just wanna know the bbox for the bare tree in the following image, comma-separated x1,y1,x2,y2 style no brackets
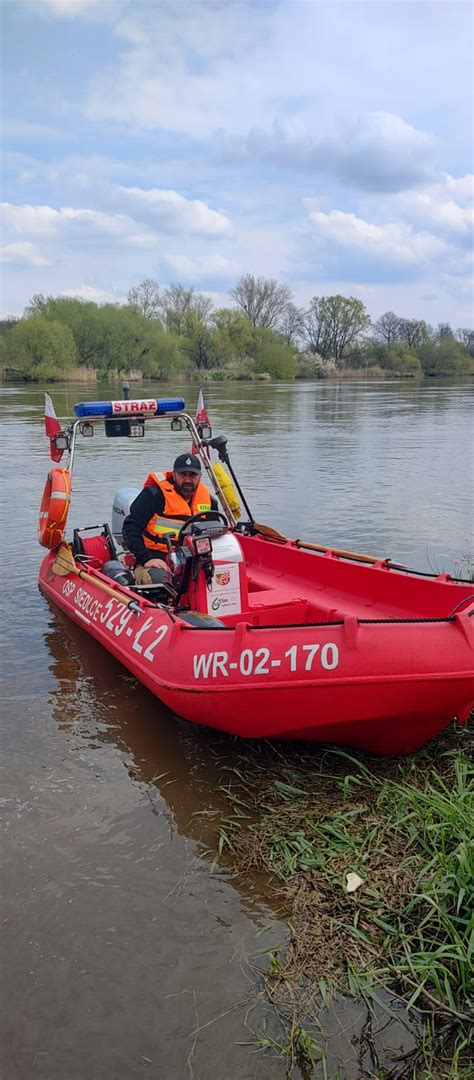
302,298,334,356
436,322,453,338
302,295,371,362
191,293,214,322
278,303,305,345
398,318,430,349
160,284,194,333
229,274,293,329
0,316,19,331
160,284,213,335
127,279,161,319
373,311,401,345
456,327,474,355
180,310,214,369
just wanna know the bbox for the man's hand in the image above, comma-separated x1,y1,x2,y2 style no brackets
134,558,169,586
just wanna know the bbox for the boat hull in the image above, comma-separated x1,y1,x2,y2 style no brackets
38,548,474,756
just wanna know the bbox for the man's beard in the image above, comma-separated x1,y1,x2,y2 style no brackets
177,481,195,499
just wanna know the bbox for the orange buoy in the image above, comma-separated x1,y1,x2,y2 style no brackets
38,468,72,549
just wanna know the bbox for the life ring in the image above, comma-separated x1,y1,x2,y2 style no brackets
38,468,72,549
212,463,240,518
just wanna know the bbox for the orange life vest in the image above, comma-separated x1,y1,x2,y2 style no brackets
142,471,212,553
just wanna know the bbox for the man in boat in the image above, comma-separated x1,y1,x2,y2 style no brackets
123,453,218,584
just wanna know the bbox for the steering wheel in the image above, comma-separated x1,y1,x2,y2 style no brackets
177,511,228,544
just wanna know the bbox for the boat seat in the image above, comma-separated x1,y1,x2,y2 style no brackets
248,587,340,620
245,573,392,621
253,600,309,625
248,587,294,609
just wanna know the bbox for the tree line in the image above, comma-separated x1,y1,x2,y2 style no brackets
0,275,472,382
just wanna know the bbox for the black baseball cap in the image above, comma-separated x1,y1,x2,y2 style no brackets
173,452,202,474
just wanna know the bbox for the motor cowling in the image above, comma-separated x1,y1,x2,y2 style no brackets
111,487,140,545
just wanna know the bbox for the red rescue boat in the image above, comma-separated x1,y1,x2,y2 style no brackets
38,394,474,756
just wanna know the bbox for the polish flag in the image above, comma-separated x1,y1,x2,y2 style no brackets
45,393,64,462
192,387,211,452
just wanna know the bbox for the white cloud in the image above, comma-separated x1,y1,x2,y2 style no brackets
3,180,231,239
217,112,437,193
61,284,121,301
0,195,233,272
2,118,66,139
1,202,155,248
161,252,238,278
81,1,470,162
105,184,231,236
84,3,271,137
442,174,473,206
307,209,450,267
199,288,232,308
40,0,105,16
389,174,474,237
0,241,50,267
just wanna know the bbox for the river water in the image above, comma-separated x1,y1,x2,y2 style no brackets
1,378,472,1079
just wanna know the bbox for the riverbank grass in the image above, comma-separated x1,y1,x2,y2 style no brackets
217,727,473,1076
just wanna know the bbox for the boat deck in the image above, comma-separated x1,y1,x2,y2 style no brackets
219,566,385,627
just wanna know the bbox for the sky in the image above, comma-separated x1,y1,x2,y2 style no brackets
1,0,473,327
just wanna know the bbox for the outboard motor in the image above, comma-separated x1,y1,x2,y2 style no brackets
111,487,140,545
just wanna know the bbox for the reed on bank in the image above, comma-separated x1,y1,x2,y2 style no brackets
216,726,474,1077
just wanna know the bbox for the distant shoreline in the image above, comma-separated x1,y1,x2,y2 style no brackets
2,369,472,386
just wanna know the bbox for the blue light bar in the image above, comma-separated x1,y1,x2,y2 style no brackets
74,401,113,417
74,397,185,418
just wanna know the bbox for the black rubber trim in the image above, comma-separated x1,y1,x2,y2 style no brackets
177,614,466,630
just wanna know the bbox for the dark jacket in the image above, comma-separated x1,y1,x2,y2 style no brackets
123,483,218,565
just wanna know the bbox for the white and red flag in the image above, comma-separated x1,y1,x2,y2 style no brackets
44,392,64,462
192,387,211,452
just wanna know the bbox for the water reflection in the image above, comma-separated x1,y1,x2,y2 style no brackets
44,607,244,852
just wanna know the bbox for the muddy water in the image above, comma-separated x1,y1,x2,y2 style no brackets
1,379,472,1079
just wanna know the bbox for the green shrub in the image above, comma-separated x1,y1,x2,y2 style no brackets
249,326,296,379
418,338,471,376
362,340,421,374
7,316,77,381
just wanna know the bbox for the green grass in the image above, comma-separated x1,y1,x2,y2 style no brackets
216,726,474,1077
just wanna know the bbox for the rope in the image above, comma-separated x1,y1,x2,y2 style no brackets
388,563,473,583
179,614,463,631
249,616,460,629
359,616,457,624
447,594,474,618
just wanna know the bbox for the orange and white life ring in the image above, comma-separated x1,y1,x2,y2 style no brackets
38,468,72,549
